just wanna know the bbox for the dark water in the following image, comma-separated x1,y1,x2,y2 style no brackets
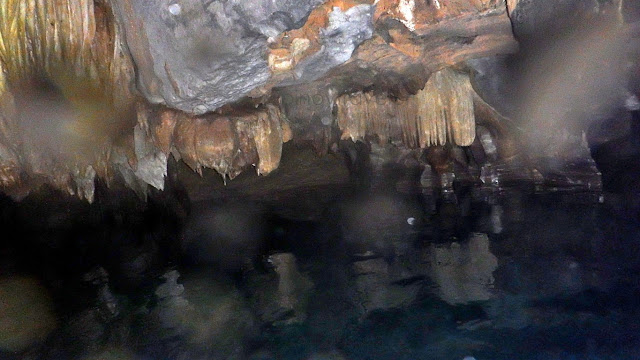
2,183,640,360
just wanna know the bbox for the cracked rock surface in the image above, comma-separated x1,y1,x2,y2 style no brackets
111,0,370,114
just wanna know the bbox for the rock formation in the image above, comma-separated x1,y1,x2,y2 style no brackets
0,0,635,201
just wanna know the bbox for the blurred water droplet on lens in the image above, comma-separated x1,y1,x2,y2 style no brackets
168,3,181,16
0,276,57,352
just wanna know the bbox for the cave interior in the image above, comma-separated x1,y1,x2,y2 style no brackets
2,0,640,359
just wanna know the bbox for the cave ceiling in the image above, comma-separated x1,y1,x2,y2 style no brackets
0,0,636,202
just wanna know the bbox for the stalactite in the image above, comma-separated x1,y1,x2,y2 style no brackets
0,0,516,200
138,104,287,183
128,102,289,188
0,0,135,200
0,163,19,188
73,165,96,202
172,116,200,175
396,94,420,148
442,69,476,146
0,0,134,105
253,106,284,176
336,67,476,148
194,117,236,180
133,123,168,191
415,70,448,147
336,92,368,142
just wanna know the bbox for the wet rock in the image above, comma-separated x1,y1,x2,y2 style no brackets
81,348,135,360
0,0,521,198
0,276,57,353
106,230,161,292
150,271,192,342
335,68,476,148
247,349,276,360
83,267,120,321
155,269,184,299
510,0,607,40
366,143,424,193
182,273,256,357
279,86,337,155
64,309,108,356
279,4,375,86
58,268,127,358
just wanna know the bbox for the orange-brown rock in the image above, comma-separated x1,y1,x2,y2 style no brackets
336,67,476,148
253,106,285,176
0,0,523,200
267,0,367,75
173,116,200,174
194,117,236,178
376,0,497,29
153,109,180,155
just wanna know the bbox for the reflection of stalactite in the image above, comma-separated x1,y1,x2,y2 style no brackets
429,233,498,305
336,67,476,148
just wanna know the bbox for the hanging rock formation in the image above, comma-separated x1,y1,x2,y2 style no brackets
0,0,631,201
336,67,476,148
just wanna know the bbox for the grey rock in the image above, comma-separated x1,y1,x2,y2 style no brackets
111,0,373,114
281,5,375,86
112,0,324,114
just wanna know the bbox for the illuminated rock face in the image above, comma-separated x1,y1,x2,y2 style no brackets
336,68,476,148
0,0,630,201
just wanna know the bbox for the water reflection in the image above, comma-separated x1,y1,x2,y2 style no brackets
430,233,498,305
2,186,640,360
